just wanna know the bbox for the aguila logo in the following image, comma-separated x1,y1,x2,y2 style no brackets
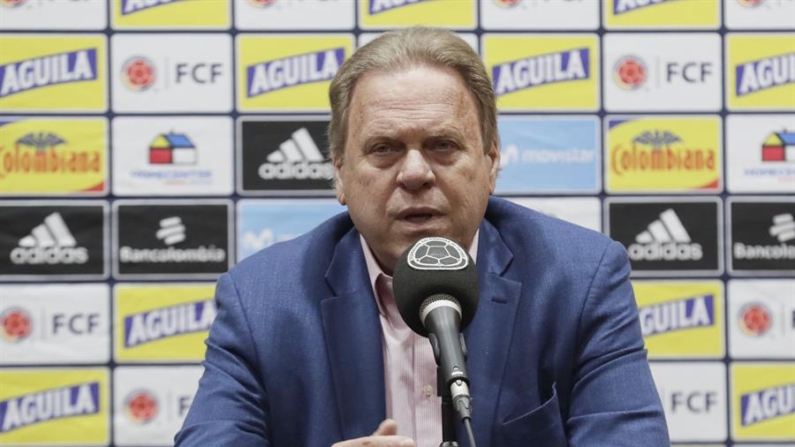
125,389,159,424
614,56,647,90
0,308,32,343
738,302,772,336
122,57,156,91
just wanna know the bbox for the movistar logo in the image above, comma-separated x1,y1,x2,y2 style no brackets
0,382,100,433
121,0,183,15
736,52,795,96
123,299,216,348
741,383,795,426
247,48,344,98
639,294,714,337
493,48,589,97
614,0,673,15
0,49,98,98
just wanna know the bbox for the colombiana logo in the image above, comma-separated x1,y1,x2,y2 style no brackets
638,294,715,337
0,131,102,180
611,130,716,177
492,48,590,97
124,389,158,424
246,48,344,98
123,299,216,348
614,56,647,90
0,49,98,98
121,0,182,15
740,383,795,426
738,302,772,336
613,0,674,14
121,56,156,92
0,308,32,342
369,0,429,14
0,382,100,433
735,52,795,97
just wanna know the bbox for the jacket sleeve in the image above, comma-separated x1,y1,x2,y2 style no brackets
175,272,271,447
566,241,670,446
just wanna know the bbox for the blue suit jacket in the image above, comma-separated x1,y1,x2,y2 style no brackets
176,198,669,447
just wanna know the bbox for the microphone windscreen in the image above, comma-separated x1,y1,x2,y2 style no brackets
393,237,479,336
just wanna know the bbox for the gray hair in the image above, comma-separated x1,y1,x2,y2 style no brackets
327,27,498,161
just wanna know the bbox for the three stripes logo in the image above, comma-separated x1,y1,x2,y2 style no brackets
258,127,333,180
10,212,89,265
628,208,703,261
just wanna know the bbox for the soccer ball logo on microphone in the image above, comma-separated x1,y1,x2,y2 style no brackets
407,237,468,271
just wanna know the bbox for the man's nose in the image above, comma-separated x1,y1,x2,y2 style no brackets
397,149,434,190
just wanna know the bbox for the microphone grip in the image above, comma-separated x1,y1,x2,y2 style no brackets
425,306,470,390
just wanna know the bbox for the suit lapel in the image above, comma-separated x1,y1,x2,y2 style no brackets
463,221,522,447
321,229,386,440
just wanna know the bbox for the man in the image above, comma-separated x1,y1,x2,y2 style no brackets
176,27,669,447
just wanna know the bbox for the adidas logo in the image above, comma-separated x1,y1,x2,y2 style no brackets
628,209,703,261
734,213,795,261
258,127,333,180
156,216,186,246
10,213,88,265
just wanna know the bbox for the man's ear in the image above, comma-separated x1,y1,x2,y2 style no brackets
487,139,500,194
332,156,346,205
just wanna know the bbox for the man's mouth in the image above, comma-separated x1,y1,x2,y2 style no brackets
404,213,434,223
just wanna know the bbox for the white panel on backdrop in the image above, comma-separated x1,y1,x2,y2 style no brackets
113,117,234,196
357,32,478,50
0,284,110,364
111,34,233,113
505,197,601,232
480,0,599,30
726,114,795,193
728,279,795,359
651,362,728,442
603,33,722,112
235,0,354,30
0,0,107,30
114,366,203,446
725,0,795,30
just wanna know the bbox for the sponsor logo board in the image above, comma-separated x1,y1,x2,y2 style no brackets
604,0,720,29
0,202,107,279
238,117,333,195
726,114,795,193
505,197,601,232
496,116,599,194
113,117,233,196
726,0,795,29
729,198,795,275
731,363,795,440
237,34,354,112
729,279,795,359
605,115,722,193
0,117,107,195
606,198,722,276
114,283,216,363
0,284,109,364
358,32,478,50
112,34,232,112
114,366,203,446
482,34,600,111
358,0,476,29
633,281,724,359
604,33,721,111
0,368,109,445
726,33,795,110
481,0,598,30
112,0,230,29
236,0,353,29
114,201,232,279
0,34,106,112
237,199,345,261
0,0,106,30
650,362,727,442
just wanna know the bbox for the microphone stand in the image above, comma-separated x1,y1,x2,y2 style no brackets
438,368,458,447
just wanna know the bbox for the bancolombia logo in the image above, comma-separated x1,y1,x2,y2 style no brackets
0,203,106,278
115,201,230,277
608,199,721,274
239,118,333,193
730,200,795,273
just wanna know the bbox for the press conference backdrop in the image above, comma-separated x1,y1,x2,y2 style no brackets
0,0,793,445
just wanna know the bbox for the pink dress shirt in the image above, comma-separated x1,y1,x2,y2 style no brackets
360,234,478,447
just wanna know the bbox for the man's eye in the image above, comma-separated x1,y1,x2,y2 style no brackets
433,140,457,151
370,144,396,155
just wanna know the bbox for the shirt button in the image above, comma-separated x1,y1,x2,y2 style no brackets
423,385,435,397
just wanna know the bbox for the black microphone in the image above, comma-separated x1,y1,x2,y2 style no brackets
393,236,479,422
